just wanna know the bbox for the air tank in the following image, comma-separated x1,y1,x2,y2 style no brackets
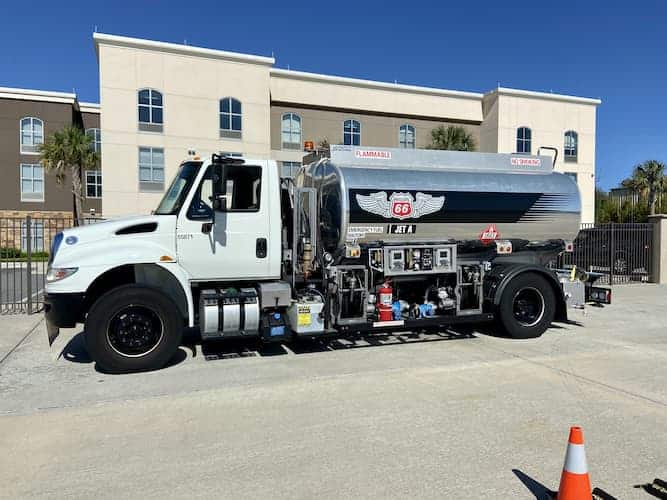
297,146,581,253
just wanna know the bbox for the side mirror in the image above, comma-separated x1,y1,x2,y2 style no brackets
212,194,227,212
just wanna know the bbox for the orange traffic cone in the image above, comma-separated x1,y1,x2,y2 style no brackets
557,426,592,499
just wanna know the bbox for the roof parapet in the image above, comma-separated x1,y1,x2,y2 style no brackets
93,32,275,66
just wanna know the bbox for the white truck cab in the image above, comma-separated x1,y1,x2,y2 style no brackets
45,155,283,371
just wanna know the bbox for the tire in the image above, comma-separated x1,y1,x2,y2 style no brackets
496,273,556,339
84,284,183,373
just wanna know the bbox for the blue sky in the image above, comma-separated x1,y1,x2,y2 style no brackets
1,0,665,190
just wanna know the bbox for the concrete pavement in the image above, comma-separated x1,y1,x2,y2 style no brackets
0,285,665,499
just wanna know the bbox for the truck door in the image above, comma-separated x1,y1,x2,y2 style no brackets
176,162,274,281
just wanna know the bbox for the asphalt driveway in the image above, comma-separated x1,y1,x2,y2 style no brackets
0,285,665,499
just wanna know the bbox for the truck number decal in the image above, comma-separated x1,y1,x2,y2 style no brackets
389,224,417,235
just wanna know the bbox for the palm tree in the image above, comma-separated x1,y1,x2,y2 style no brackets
428,125,476,151
38,125,99,226
621,160,666,216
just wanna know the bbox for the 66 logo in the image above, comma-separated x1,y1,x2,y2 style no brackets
355,191,446,220
390,193,414,219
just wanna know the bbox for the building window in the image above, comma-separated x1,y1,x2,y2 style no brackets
138,147,165,191
516,126,532,154
138,89,163,132
343,119,361,146
86,170,102,198
86,128,101,153
20,117,44,154
564,172,578,183
21,221,45,252
281,161,301,178
20,163,44,202
564,131,578,162
281,113,302,150
220,97,242,139
399,124,416,149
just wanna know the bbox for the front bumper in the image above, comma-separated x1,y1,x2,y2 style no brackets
43,293,85,345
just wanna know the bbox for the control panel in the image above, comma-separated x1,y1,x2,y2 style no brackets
376,244,456,276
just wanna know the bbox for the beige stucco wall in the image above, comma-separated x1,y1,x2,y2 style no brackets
269,104,481,162
479,94,499,154
270,70,483,124
98,41,272,216
480,91,598,224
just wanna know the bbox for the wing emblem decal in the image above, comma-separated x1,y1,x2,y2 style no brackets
355,191,445,220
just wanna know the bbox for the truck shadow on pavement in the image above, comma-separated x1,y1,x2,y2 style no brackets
60,332,188,373
59,320,578,370
197,327,477,361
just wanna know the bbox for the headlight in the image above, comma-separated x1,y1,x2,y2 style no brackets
46,267,78,283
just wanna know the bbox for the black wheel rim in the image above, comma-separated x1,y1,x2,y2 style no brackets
512,287,545,327
107,305,164,357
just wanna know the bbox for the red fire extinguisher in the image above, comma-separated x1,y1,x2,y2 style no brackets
378,281,393,322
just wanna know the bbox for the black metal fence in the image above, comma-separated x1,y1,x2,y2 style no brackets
557,223,654,285
0,217,657,314
1,216,102,314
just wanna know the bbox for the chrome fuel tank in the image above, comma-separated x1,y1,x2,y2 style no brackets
297,146,581,252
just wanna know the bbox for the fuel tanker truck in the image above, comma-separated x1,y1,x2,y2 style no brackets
44,145,610,373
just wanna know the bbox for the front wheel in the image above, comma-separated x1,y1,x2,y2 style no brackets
496,273,556,339
84,284,183,373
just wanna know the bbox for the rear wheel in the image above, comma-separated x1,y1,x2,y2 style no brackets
496,273,556,339
84,284,183,373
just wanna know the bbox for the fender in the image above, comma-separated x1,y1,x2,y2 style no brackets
154,262,195,327
484,263,568,321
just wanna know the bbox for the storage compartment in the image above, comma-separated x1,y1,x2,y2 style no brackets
287,294,325,335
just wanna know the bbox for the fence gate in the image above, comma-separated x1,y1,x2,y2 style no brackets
558,223,654,285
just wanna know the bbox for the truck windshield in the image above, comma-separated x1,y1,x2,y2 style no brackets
154,161,202,215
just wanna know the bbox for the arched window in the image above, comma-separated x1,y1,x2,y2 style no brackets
20,117,43,154
516,126,531,154
343,119,361,146
399,124,416,149
86,128,101,153
564,130,578,162
281,113,302,149
138,89,163,132
220,97,242,138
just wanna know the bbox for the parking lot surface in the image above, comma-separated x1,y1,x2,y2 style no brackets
0,285,665,499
